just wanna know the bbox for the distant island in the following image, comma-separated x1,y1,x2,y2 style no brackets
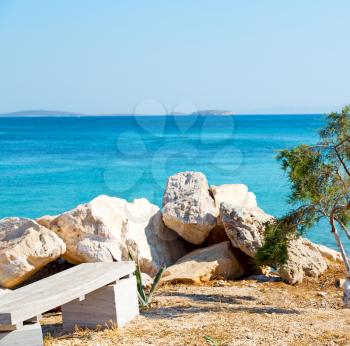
0,109,235,117
191,110,235,116
0,110,86,117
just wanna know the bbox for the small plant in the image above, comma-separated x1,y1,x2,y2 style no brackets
129,252,166,308
204,335,220,346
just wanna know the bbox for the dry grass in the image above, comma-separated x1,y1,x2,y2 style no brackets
41,265,350,346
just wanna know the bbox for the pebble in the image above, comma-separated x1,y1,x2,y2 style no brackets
248,284,257,288
213,280,226,287
317,291,327,297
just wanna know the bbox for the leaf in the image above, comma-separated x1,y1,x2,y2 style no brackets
204,335,220,346
147,266,166,303
128,249,166,308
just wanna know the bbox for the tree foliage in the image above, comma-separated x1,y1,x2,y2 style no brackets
256,106,350,278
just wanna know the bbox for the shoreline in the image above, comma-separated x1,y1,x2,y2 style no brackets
0,113,326,118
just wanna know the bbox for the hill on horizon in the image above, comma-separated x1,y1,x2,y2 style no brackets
0,109,236,117
0,109,87,117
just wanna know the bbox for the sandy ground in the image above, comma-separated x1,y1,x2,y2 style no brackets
42,266,350,346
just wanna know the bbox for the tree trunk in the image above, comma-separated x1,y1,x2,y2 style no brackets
344,279,350,308
330,217,350,307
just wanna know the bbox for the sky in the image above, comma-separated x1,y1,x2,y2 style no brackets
0,0,349,115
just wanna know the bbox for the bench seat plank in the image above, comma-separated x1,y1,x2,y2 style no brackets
0,262,135,325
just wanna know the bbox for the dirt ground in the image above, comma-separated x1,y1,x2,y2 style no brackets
42,265,350,346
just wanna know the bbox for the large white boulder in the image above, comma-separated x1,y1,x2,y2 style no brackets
38,196,126,264
0,218,66,288
220,202,328,284
220,202,273,257
162,172,218,244
162,241,245,283
38,195,187,276
279,238,328,284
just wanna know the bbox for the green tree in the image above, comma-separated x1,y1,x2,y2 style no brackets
256,106,350,307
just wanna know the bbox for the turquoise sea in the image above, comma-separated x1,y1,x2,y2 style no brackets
1,114,348,250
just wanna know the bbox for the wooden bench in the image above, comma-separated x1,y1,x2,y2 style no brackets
0,262,139,346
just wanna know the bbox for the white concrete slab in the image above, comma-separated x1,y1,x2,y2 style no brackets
0,322,43,346
62,276,139,331
0,262,135,325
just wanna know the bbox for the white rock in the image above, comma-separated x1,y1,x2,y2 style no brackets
36,215,57,229
38,196,126,264
162,241,245,283
39,195,187,276
278,237,328,284
0,218,66,288
220,202,328,284
210,184,257,224
162,172,218,244
302,240,343,264
220,202,273,257
213,280,226,287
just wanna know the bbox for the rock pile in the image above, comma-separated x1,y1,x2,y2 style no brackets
0,171,340,288
37,195,187,277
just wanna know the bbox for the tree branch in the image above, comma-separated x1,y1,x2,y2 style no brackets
334,136,350,149
334,145,350,177
335,217,350,240
333,199,350,213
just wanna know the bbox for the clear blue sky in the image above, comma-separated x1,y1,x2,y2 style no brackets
0,0,349,114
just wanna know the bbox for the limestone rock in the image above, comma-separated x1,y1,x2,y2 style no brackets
220,202,273,257
0,217,66,288
38,196,126,264
278,237,328,284
39,195,187,276
36,215,56,229
220,202,328,284
302,240,343,264
162,241,245,283
211,184,257,224
162,172,218,244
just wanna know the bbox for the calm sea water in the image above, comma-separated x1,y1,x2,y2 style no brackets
1,114,347,250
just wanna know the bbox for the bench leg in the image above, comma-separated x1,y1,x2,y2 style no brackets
0,322,43,346
61,276,139,332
